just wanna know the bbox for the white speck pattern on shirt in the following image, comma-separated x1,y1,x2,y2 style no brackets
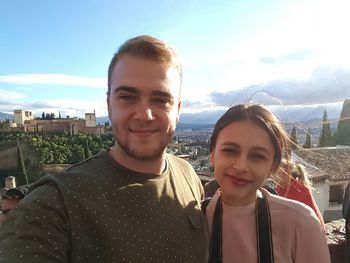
0,151,208,262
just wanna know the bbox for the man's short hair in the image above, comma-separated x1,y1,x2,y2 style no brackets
107,35,182,95
1,184,32,200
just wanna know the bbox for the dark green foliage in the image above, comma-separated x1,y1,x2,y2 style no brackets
334,99,350,146
319,109,333,147
304,129,312,148
41,112,56,120
290,126,298,149
16,141,28,185
0,131,114,165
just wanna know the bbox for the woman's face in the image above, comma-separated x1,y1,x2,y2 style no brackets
210,120,277,206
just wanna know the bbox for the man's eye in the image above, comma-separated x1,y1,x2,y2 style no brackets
153,98,169,105
118,95,136,102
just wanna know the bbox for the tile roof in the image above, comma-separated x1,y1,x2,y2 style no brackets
293,146,350,182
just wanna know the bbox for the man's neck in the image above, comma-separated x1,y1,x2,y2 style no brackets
108,147,166,174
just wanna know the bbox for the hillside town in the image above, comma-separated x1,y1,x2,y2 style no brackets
1,99,350,261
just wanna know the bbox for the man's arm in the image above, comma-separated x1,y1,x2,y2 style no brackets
0,182,70,263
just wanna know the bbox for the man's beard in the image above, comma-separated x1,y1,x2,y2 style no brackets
115,131,174,161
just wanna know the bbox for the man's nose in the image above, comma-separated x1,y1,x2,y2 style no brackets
134,102,154,121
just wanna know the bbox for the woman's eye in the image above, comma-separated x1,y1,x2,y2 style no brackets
222,148,239,155
251,153,267,160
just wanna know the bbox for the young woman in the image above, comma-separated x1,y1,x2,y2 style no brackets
274,159,325,227
206,103,330,263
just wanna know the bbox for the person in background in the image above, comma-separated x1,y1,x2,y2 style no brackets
0,35,208,262
274,159,325,227
342,181,350,262
0,184,31,226
205,103,330,263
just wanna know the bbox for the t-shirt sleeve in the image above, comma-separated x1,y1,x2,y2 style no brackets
0,182,70,263
294,215,330,263
304,191,325,226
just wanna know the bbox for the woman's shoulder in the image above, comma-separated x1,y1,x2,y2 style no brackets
262,188,319,222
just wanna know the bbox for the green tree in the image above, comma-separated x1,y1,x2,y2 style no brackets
334,99,350,145
304,129,312,148
319,109,332,147
16,141,29,185
290,126,298,149
84,139,92,159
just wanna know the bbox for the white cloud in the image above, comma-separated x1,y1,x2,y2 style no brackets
0,89,26,99
0,74,106,89
181,99,227,113
0,97,108,118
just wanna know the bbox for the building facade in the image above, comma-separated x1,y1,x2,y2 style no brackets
294,146,350,221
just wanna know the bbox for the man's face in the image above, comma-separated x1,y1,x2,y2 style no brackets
107,55,181,161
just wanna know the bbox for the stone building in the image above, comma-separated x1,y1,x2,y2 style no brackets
4,109,104,135
293,146,350,221
14,110,33,125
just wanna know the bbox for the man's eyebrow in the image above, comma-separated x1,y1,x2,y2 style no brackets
113,86,139,94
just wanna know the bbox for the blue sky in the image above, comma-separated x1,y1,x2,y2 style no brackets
1,0,350,118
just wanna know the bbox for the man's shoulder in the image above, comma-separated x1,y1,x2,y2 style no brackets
166,154,193,169
35,151,111,186
66,151,110,173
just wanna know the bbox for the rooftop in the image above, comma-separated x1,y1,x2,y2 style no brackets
294,146,350,182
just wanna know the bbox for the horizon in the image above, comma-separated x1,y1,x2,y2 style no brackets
1,0,350,118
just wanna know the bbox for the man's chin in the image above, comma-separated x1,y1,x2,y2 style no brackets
128,149,165,161
118,142,165,161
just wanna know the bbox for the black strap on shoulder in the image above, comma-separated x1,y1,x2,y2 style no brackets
208,195,222,263
256,194,274,263
208,192,274,263
201,197,212,214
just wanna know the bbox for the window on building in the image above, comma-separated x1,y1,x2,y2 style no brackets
329,184,345,205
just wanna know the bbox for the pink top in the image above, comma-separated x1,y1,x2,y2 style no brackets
206,189,330,263
276,180,325,226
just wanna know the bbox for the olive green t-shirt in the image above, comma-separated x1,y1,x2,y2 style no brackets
0,151,208,262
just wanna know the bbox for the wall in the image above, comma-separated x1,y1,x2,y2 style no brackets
314,181,349,222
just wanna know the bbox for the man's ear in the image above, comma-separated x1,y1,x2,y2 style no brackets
176,100,182,123
107,96,112,120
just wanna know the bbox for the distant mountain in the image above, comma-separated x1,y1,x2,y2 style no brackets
271,103,342,123
1,102,342,126
0,112,13,121
180,110,225,125
180,103,342,125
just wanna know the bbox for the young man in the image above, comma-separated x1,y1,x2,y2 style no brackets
0,36,208,262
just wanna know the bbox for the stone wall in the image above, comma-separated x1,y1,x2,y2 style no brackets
326,219,347,262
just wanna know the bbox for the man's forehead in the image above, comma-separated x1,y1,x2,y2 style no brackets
109,55,181,98
113,55,180,79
